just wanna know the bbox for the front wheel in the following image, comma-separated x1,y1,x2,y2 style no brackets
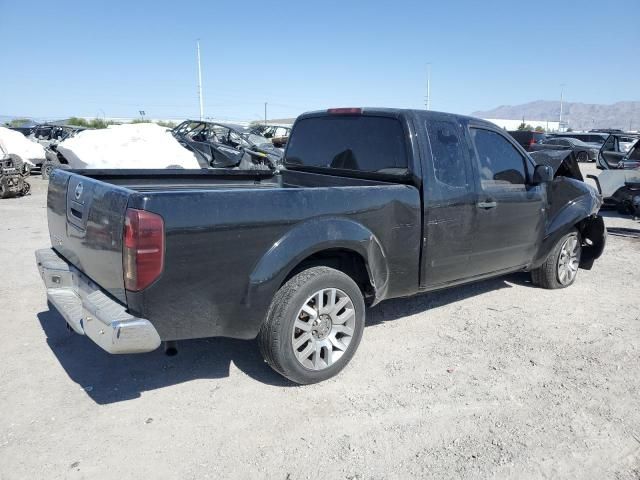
531,230,582,289
577,151,588,162
259,266,365,384
42,162,56,180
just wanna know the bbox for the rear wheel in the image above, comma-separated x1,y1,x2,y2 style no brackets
531,230,582,289
259,266,365,384
577,151,588,162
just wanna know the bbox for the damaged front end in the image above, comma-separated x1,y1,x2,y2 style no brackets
529,149,583,182
530,150,606,271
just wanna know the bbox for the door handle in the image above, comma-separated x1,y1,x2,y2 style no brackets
477,200,497,209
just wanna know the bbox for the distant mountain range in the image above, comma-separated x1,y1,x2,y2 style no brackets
472,101,640,131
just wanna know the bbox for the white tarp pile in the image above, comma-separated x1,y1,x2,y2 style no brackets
0,127,45,166
56,123,200,169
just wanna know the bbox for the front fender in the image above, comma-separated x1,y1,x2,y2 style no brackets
247,217,389,307
533,181,603,268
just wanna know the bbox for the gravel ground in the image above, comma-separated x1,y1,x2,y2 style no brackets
1,167,639,480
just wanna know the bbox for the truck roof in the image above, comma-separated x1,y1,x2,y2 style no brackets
296,108,497,129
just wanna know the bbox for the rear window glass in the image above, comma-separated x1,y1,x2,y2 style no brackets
285,116,407,173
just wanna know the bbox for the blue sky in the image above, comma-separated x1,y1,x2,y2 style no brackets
1,0,638,121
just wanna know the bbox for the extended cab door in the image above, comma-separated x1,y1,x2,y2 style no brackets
420,113,478,287
465,125,545,275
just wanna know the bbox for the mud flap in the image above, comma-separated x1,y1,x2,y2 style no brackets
579,215,606,270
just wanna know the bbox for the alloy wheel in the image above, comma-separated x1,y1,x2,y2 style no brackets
557,235,580,285
291,288,356,370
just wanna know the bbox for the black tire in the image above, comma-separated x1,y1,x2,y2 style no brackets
259,266,365,384
531,229,582,289
0,178,10,199
42,162,55,180
577,151,588,162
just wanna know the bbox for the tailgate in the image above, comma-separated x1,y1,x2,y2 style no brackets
47,170,132,303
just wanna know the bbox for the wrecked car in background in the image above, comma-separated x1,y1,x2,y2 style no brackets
252,124,292,148
597,133,639,170
34,125,87,179
172,120,283,170
536,137,599,162
507,130,547,152
0,126,41,196
0,154,30,198
588,134,640,216
8,121,40,137
0,140,31,198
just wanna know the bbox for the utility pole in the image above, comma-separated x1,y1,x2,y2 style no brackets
197,39,204,121
264,102,267,126
559,83,565,131
425,63,431,110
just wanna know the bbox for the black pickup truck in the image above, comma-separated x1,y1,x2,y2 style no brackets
35,108,606,384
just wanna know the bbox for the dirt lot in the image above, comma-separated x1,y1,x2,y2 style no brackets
1,167,639,479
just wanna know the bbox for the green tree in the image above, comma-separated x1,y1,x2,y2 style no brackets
67,117,114,129
534,126,545,133
6,118,32,127
517,122,534,131
155,120,177,128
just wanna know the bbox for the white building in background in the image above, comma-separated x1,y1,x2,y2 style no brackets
483,118,561,132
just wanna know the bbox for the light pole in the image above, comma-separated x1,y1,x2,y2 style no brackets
197,40,204,121
559,84,565,131
264,102,267,126
425,63,431,110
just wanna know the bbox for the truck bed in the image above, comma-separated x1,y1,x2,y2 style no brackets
47,168,422,341
70,168,403,191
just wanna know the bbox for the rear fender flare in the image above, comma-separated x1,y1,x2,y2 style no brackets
246,217,388,308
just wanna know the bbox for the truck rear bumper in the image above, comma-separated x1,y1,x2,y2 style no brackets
35,248,161,354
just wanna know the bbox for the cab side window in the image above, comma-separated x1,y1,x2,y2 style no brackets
470,128,527,189
426,120,468,188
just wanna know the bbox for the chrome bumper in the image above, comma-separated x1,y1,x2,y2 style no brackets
35,248,161,354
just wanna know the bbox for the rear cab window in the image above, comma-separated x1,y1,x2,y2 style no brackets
284,115,408,175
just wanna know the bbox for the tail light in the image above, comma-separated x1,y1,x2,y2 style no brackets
327,108,362,115
123,208,164,291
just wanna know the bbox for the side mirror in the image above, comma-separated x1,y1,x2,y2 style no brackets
532,164,554,184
